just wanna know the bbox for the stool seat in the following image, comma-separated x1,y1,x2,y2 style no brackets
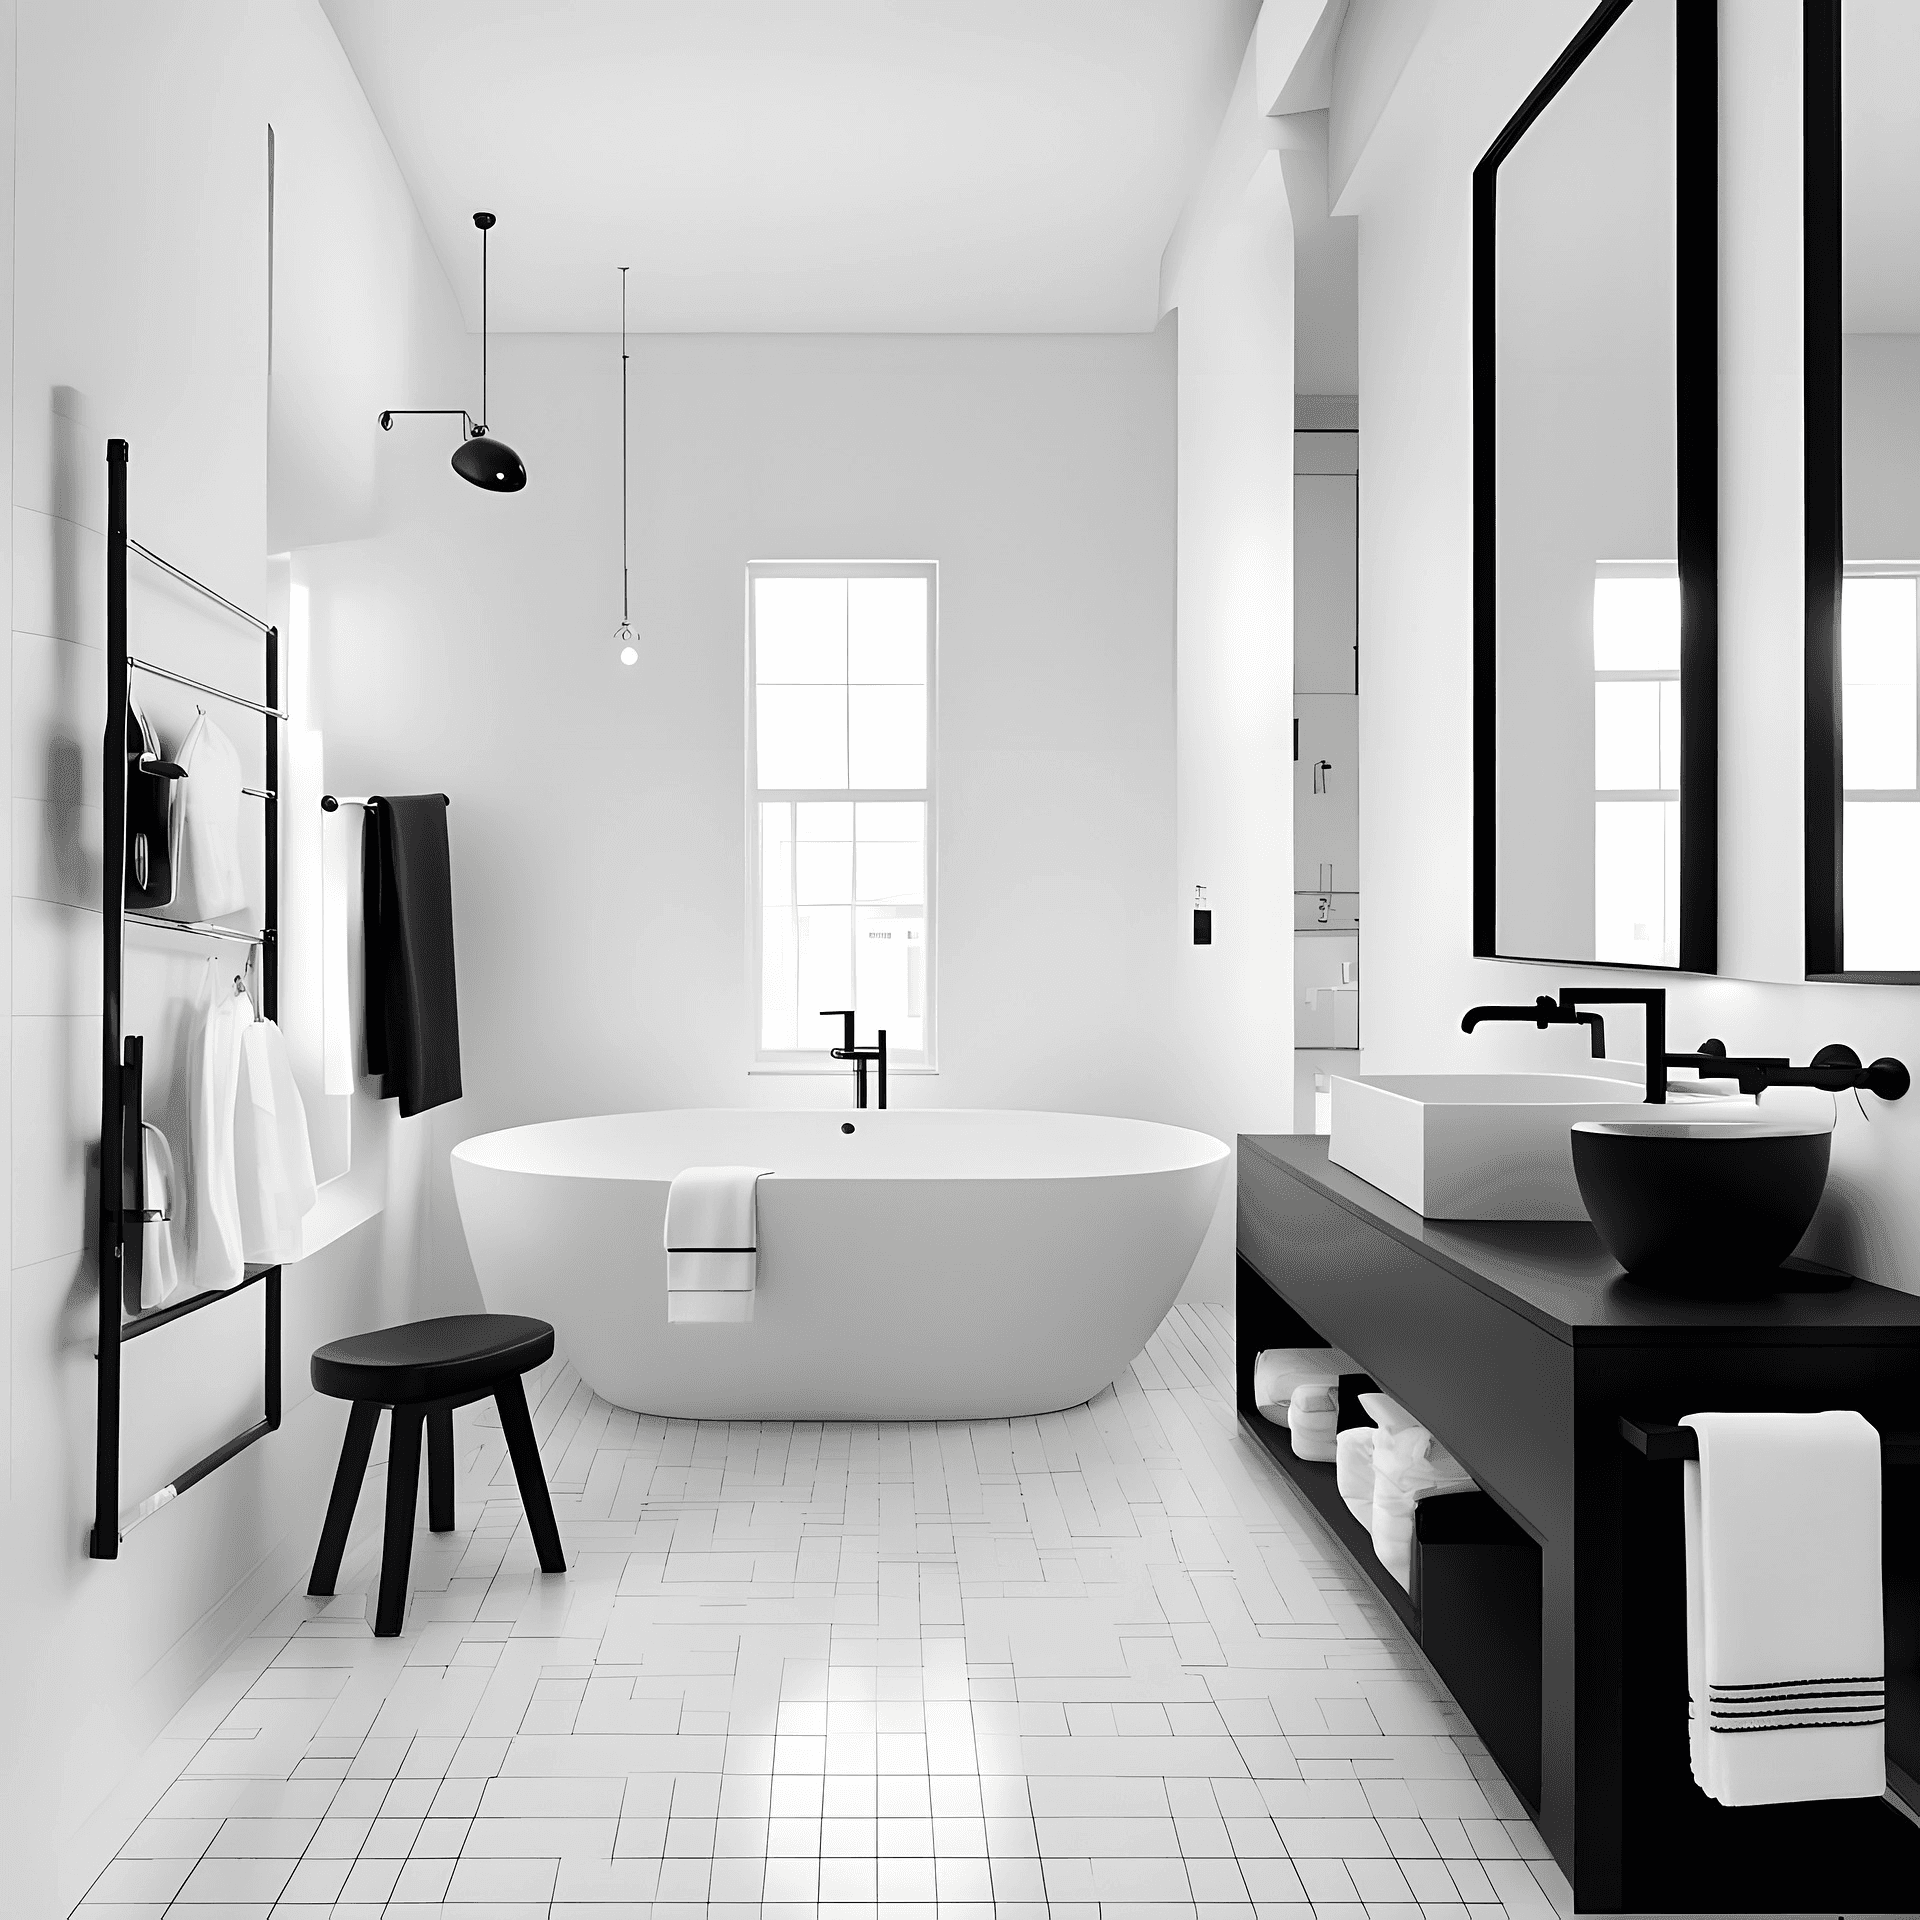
312,1313,553,1406
306,1312,564,1636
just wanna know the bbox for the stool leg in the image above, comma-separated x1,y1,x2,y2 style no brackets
309,1401,379,1597
375,1405,425,1637
494,1374,566,1573
427,1403,456,1532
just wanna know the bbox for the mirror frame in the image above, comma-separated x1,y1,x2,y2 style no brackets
1472,0,1720,973
1802,0,1916,981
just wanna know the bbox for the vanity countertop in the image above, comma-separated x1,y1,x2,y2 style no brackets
1241,1133,1920,1346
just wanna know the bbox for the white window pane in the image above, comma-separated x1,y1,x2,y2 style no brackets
1844,801,1920,970
855,906,925,1053
849,684,927,788
1595,681,1661,790
856,800,925,905
760,905,797,1051
796,840,853,905
798,800,854,839
760,802,793,907
1594,576,1680,671
856,800,925,841
757,685,847,788
796,906,852,1035
857,841,923,905
755,577,846,683
1595,799,1676,967
849,576,927,683
1659,679,1681,790
1844,685,1917,790
1842,577,1918,685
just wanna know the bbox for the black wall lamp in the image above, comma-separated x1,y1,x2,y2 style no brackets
379,211,527,493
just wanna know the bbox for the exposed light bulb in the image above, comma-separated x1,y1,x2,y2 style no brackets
620,645,638,667
616,620,638,666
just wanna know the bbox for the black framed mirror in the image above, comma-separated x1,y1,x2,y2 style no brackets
1805,0,1920,981
1473,0,1718,973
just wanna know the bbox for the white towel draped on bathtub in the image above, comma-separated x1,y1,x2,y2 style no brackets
664,1165,772,1324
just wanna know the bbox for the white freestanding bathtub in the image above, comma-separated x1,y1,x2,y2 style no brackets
450,1109,1228,1420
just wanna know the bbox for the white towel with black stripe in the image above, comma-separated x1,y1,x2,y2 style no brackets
1682,1410,1884,1807
664,1165,771,1324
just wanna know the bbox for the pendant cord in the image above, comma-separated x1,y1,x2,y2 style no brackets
480,222,488,429
620,266,630,625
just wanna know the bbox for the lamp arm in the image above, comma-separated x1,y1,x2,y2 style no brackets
377,408,483,438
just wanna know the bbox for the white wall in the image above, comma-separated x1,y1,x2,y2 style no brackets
1157,48,1301,1297
4,5,467,1910
1340,0,1920,1295
302,328,1181,1310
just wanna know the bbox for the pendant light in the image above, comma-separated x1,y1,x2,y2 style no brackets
615,266,638,665
377,211,528,493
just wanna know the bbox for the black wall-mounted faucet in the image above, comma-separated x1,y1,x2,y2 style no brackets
1463,987,1669,1102
1463,985,1911,1106
1667,1037,1910,1102
821,1009,888,1110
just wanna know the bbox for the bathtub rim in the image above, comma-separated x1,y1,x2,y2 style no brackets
449,1106,1231,1184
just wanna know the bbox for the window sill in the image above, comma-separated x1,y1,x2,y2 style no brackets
747,1062,939,1076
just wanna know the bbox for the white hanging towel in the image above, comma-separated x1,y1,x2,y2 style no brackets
1682,1410,1884,1807
139,1124,181,1310
185,969,253,1291
1252,1346,1357,1425
172,709,249,921
320,801,359,1094
234,1017,319,1265
664,1165,771,1324
1287,1381,1339,1461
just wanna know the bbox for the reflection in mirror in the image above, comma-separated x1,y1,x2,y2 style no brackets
1474,0,1717,972
1807,0,1920,977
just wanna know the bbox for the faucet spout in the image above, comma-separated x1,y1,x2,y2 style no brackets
1462,986,1666,1101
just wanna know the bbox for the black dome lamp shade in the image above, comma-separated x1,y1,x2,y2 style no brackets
376,211,527,493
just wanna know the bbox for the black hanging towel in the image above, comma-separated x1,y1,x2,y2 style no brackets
363,794,462,1116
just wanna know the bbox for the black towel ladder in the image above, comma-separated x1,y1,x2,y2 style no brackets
92,437,285,1557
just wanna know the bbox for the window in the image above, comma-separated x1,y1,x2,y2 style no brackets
1592,567,1681,968
1841,571,1920,970
749,563,935,1067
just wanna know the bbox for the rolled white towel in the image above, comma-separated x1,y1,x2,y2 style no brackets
1253,1346,1358,1425
1336,1424,1378,1523
1288,1381,1339,1462
1371,1424,1477,1590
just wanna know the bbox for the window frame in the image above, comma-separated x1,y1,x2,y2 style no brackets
745,559,939,1074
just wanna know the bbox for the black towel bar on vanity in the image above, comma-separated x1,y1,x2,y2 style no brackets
1620,1416,1920,1466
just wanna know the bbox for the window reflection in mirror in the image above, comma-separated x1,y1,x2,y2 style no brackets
1593,569,1680,966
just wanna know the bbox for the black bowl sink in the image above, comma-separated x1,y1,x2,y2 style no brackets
1570,1120,1833,1287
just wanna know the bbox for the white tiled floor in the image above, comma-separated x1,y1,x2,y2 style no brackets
74,1305,1571,1920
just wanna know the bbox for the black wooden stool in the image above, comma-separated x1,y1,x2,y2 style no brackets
307,1313,566,1636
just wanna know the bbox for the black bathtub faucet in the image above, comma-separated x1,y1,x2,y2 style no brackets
821,1009,888,1110
1462,985,1910,1105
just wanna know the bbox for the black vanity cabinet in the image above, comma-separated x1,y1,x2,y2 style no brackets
1238,1134,1920,1915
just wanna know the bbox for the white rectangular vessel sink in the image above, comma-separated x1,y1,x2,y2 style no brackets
1329,1072,1654,1220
